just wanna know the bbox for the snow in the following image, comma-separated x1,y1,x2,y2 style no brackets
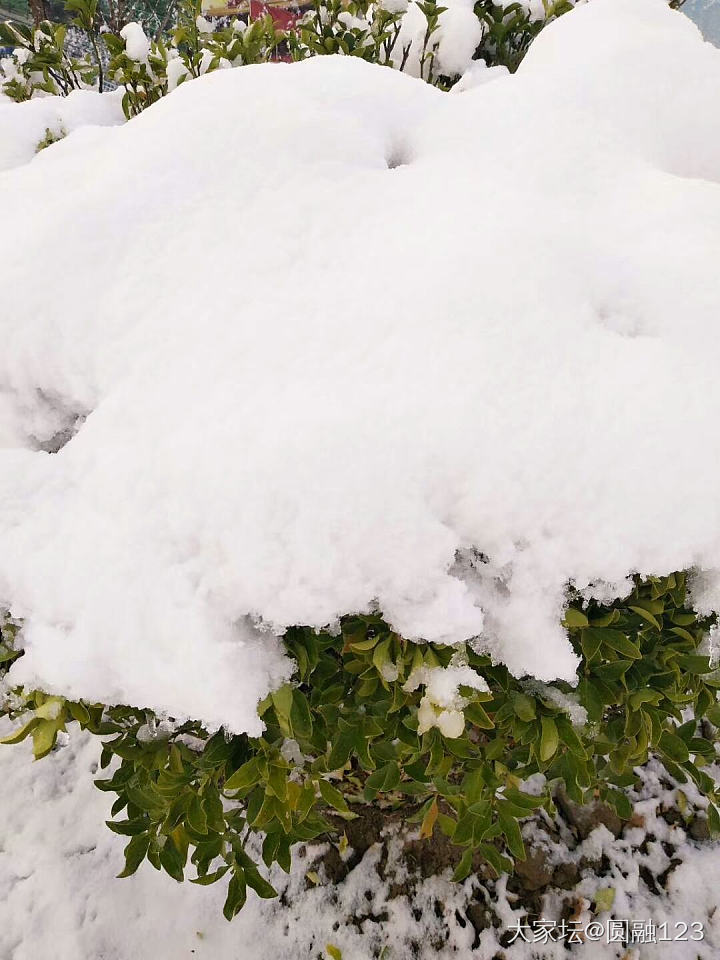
0,90,124,172
119,21,151,62
405,662,489,706
379,0,410,13
392,0,485,79
405,661,489,735
451,60,509,94
433,0,485,77
166,54,191,91
1,0,720,732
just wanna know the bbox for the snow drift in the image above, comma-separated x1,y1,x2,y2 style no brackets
0,90,124,172
1,0,720,732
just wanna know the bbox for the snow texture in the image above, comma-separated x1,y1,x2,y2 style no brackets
0,90,124,172
1,0,720,731
393,0,485,79
119,21,151,62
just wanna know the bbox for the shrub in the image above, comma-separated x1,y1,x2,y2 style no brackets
476,0,575,72
2,0,578,111
104,7,284,117
2,571,720,919
35,122,66,148
0,13,99,100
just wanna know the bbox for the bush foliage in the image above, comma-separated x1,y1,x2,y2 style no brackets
2,572,720,919
1,0,575,114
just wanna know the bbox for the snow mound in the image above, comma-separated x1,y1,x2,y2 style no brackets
0,90,124,172
1,0,720,732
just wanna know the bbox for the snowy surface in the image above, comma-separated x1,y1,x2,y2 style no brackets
1,0,720,731
0,89,124,172
1,729,719,960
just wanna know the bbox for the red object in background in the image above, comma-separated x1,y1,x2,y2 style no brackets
248,1,307,30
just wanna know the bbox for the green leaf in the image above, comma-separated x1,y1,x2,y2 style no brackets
125,777,164,814
275,835,292,873
245,867,277,900
707,804,720,838
502,788,542,811
187,794,208,835
31,718,61,759
117,834,150,878
477,841,512,877
594,659,632,682
603,788,632,820
658,730,690,764
497,802,525,860
364,761,400,800
191,864,230,885
328,733,354,771
223,869,247,920
563,608,588,628
0,717,39,745
451,847,474,882
224,757,260,793
197,730,233,769
706,702,720,727
318,779,350,814
539,716,559,763
465,702,494,729
267,764,288,802
452,810,478,845
598,629,642,660
289,689,313,739
160,835,185,882
345,631,378,652
271,684,294,721
202,786,226,833
511,693,536,722
372,637,392,672
67,701,90,725
676,655,712,675
105,817,150,836
555,716,585,757
629,606,662,631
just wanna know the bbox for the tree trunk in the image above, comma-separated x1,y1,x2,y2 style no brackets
28,0,46,24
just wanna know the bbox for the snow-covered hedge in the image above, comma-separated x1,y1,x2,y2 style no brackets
1,0,719,725
1,0,720,916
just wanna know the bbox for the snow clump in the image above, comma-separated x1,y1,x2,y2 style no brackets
0,0,720,732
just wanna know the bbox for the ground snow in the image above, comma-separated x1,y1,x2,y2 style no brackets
1,0,720,731
0,730,718,960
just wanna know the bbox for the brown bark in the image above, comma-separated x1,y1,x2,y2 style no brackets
28,0,47,24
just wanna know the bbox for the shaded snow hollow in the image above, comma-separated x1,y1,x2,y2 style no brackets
1,0,720,732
